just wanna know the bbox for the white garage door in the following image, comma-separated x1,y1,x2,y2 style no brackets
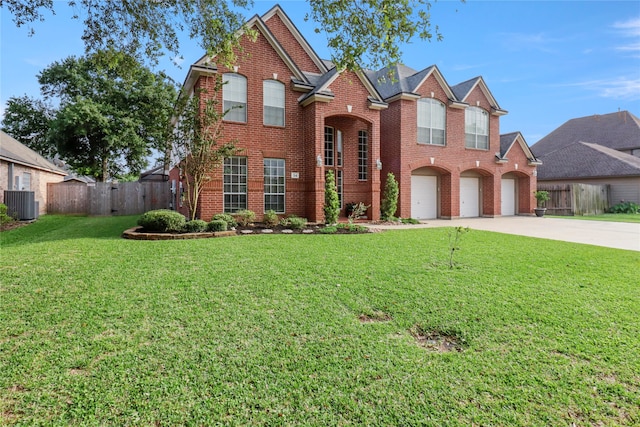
460,177,480,218
501,178,516,216
411,175,437,219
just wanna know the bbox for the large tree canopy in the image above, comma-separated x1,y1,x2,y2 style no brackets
1,50,177,181
3,0,448,71
1,95,55,158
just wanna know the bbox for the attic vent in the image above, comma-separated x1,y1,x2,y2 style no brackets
3,190,38,220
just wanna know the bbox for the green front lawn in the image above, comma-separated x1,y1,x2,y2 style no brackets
1,216,638,425
549,213,640,223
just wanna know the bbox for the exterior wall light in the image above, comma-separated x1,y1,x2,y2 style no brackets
376,159,383,170
316,155,323,167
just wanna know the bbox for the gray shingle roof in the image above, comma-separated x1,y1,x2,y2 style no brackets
450,76,480,102
532,111,640,157
0,131,66,175
537,141,640,180
499,132,520,158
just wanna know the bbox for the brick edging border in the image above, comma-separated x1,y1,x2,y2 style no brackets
121,226,237,240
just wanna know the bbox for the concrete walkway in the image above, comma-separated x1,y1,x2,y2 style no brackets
365,216,640,252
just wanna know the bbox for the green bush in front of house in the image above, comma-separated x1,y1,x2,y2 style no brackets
183,219,208,233
137,209,186,232
234,210,256,227
281,215,307,230
263,210,279,227
608,201,639,214
212,213,237,229
0,203,16,226
207,219,228,232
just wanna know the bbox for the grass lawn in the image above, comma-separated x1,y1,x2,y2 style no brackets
548,213,640,223
1,215,639,425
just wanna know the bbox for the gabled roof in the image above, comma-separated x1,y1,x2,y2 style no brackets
261,5,328,74
365,64,461,106
532,111,640,157
184,5,316,96
537,141,640,180
0,131,66,176
450,76,507,115
498,132,540,163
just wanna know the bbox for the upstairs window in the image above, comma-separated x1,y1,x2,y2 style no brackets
417,98,446,146
263,80,285,126
465,107,489,149
223,73,247,123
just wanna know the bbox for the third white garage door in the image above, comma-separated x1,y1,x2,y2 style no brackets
411,175,437,219
460,177,480,217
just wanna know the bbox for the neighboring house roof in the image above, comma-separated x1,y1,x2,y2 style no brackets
537,141,640,180
532,110,640,157
63,175,96,184
0,131,66,175
498,132,540,164
140,165,169,182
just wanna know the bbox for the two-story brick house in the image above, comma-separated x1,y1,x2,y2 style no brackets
171,5,540,222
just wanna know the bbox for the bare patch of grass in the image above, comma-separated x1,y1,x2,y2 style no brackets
409,324,465,352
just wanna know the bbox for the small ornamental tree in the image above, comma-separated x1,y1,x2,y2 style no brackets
324,169,340,224
381,172,399,220
171,76,237,220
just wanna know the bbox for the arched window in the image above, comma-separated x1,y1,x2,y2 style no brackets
465,107,489,149
223,73,247,123
263,80,285,126
417,98,446,146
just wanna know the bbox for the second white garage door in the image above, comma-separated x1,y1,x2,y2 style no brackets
460,177,480,218
411,175,437,219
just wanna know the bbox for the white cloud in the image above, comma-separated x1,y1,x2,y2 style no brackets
559,77,640,101
612,17,640,37
613,17,640,54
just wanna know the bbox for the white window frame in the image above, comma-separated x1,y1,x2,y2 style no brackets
223,156,247,213
264,158,285,213
263,80,285,127
465,107,489,150
223,73,247,123
324,126,334,166
358,130,368,181
417,98,446,146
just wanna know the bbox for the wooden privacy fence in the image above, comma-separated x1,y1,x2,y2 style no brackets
537,183,610,216
47,181,171,216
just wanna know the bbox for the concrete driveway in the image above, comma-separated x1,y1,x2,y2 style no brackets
366,216,640,252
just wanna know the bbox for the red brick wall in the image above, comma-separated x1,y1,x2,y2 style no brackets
380,73,538,218
177,14,538,222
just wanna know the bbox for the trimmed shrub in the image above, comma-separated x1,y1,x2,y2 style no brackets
235,209,256,227
183,219,208,233
281,215,307,230
319,226,337,234
207,219,228,232
212,213,237,229
0,203,16,226
324,170,340,224
263,210,279,227
137,209,186,232
381,172,399,220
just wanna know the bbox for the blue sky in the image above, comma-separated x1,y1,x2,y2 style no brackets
1,0,639,145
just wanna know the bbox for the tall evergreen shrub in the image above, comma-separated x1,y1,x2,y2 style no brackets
381,172,399,220
324,170,340,224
